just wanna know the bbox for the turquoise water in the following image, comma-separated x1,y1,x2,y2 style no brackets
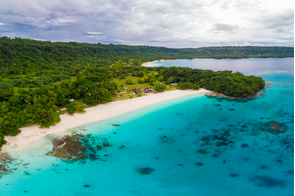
0,58,294,196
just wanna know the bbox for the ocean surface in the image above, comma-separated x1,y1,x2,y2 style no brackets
0,58,294,196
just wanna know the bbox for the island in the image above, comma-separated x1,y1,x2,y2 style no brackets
0,37,293,148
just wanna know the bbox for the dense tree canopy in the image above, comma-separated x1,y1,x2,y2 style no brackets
0,37,276,147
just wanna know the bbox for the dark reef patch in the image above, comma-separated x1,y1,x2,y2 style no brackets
195,162,204,166
287,170,293,175
137,167,154,175
240,144,249,148
0,152,18,178
46,134,109,162
212,153,218,157
197,149,208,154
159,135,174,144
200,130,234,147
240,120,289,136
250,175,286,188
230,173,239,178
206,95,254,103
279,138,293,149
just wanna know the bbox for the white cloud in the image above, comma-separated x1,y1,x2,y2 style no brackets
0,0,293,47
87,32,103,35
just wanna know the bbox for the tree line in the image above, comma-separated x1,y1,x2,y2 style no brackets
0,37,274,147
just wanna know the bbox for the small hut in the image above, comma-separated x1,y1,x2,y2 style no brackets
171,82,178,87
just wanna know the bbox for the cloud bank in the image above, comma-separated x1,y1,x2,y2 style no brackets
0,0,293,48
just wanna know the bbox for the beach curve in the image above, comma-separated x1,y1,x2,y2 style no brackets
2,89,211,151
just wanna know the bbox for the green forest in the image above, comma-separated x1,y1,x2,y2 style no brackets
0,36,292,147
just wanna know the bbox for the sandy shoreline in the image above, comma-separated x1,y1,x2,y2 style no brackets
2,89,211,151
141,58,202,67
142,59,174,67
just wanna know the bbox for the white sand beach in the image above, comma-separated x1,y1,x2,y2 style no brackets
141,61,155,67
2,89,211,151
141,59,172,67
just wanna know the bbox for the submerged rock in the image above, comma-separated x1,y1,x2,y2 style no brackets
103,143,110,147
137,167,154,175
230,173,239,178
197,149,208,154
0,152,11,162
252,121,288,134
0,164,6,170
46,133,109,162
97,145,102,151
270,121,285,132
0,152,17,177
46,134,88,161
240,144,249,148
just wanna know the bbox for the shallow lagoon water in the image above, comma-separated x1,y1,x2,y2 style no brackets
0,58,294,196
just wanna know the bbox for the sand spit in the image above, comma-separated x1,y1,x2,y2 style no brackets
2,89,211,151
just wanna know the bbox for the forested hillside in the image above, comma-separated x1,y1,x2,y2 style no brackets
0,37,282,147
0,36,293,67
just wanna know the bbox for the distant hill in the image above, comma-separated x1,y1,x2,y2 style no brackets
0,37,293,67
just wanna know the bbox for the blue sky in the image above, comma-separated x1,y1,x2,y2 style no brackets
0,0,293,48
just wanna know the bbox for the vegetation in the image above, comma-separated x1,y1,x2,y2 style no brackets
0,37,280,147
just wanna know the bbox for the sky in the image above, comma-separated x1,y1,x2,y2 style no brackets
0,0,293,48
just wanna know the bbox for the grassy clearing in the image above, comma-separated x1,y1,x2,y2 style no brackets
111,75,178,101
113,75,153,90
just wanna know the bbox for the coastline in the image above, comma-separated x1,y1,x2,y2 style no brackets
2,89,211,152
141,57,295,67
141,59,187,67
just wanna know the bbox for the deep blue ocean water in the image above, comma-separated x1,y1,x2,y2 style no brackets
0,58,294,196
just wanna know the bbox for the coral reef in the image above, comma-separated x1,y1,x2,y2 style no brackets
0,152,17,177
250,175,286,188
47,134,88,161
137,167,154,175
46,134,110,162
